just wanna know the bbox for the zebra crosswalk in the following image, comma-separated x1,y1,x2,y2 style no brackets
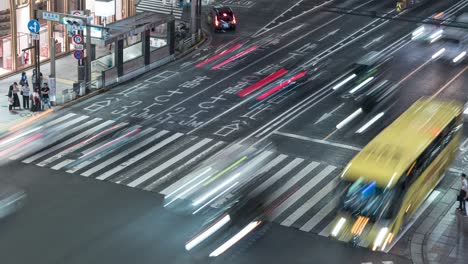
136,0,184,20
0,112,439,243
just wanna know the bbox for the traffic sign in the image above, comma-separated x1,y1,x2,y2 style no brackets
70,10,85,16
74,44,84,50
73,34,83,44
30,33,39,40
42,12,60,22
27,20,40,33
73,50,84,60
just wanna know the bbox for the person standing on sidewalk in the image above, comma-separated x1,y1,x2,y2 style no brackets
31,88,41,112
7,85,14,111
41,82,51,110
457,173,468,212
31,69,43,89
21,82,30,110
19,72,27,86
12,82,21,110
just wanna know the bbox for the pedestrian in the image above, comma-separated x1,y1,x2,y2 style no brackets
41,82,51,110
457,173,468,212
31,69,43,89
31,88,41,112
12,82,21,109
19,72,27,86
21,82,30,110
7,85,14,111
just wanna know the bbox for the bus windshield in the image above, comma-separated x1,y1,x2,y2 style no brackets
340,178,398,221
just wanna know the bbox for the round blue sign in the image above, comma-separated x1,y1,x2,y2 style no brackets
73,50,84,60
73,34,83,44
27,20,40,33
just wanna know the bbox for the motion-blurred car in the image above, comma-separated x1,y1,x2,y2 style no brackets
0,184,26,219
411,12,456,43
433,39,467,65
206,5,237,32
464,102,468,121
356,80,399,112
333,51,392,92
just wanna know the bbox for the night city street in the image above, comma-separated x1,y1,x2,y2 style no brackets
0,0,467,263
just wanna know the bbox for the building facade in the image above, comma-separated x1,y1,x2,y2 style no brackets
0,0,136,77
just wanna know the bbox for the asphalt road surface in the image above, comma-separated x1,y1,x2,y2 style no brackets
0,0,467,263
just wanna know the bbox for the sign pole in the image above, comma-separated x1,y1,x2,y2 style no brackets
85,9,92,92
49,36,56,106
33,10,41,91
77,0,85,96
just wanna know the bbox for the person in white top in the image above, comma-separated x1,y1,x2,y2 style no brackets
457,173,468,212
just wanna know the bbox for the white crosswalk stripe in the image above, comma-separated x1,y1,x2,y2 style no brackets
136,0,184,20
264,161,320,206
81,128,161,177
37,122,127,167
22,119,113,164
299,192,339,232
98,132,184,181
127,138,213,187
279,166,337,227
269,165,336,221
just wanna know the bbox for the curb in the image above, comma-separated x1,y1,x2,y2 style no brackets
5,36,208,133
175,31,208,60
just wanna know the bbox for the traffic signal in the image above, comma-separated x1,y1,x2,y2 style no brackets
63,17,84,26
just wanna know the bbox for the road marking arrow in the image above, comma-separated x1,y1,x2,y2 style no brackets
318,28,340,41
314,103,345,125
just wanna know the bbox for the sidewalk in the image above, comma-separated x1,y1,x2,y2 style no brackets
410,173,468,264
0,54,77,130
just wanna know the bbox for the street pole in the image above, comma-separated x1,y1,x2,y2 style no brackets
33,10,41,91
77,0,85,96
49,37,56,105
85,9,92,93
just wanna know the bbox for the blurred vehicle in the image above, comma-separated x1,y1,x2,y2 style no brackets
206,5,237,32
332,51,392,92
355,80,399,113
330,98,463,251
433,39,467,65
464,102,468,121
0,184,26,219
411,12,450,43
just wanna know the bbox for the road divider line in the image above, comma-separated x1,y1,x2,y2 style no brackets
274,131,362,151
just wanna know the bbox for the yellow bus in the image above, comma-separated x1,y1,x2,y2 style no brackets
330,97,463,251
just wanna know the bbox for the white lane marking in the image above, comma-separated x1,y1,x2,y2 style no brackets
65,125,143,174
264,161,319,206
270,165,336,221
336,108,363,129
318,28,340,42
36,122,128,167
253,0,335,38
273,131,362,151
97,133,184,181
314,103,345,125
10,115,92,161
280,24,305,37
356,112,384,134
384,190,440,253
248,158,304,198
51,159,74,170
23,120,113,164
127,138,213,188
81,129,166,177
363,34,385,49
299,191,339,232
159,143,244,196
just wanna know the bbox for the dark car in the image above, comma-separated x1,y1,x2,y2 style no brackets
207,5,237,32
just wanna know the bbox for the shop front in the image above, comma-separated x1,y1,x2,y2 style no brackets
0,0,135,78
